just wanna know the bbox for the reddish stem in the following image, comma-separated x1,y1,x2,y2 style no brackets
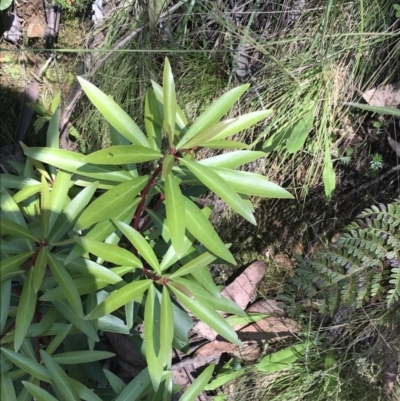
0,321,15,339
133,163,163,231
139,193,165,233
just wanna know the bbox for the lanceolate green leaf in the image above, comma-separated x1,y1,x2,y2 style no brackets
48,170,71,232
75,178,147,231
0,348,51,382
285,106,316,153
177,84,250,148
33,246,48,293
103,369,126,395
0,174,40,189
40,350,80,401
179,158,255,225
213,168,294,198
199,150,266,169
159,286,174,367
46,324,72,355
180,110,272,149
82,145,162,165
51,350,115,364
23,146,133,183
85,280,151,320
40,175,51,237
0,252,33,282
48,181,99,243
169,251,216,279
179,364,215,401
77,77,149,147
161,154,174,180
0,280,11,333
1,186,27,227
163,57,176,146
1,371,17,401
168,284,241,346
323,146,336,197
47,251,83,317
0,218,37,241
114,368,152,401
183,197,236,264
145,89,162,152
113,220,160,274
144,284,163,390
22,382,58,401
74,236,142,268
201,140,250,149
165,174,185,256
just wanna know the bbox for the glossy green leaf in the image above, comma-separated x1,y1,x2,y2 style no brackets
225,312,269,326
103,369,126,395
0,218,37,241
22,381,58,401
1,186,27,226
204,362,245,391
179,364,215,401
48,170,71,232
48,181,98,243
77,77,149,147
29,307,58,338
85,280,151,320
82,145,162,165
40,350,80,401
177,84,249,148
213,168,294,198
50,92,61,114
323,147,335,198
52,300,99,341
46,324,72,355
285,106,316,153
1,252,33,282
47,252,83,317
1,372,17,401
179,158,255,225
163,58,176,146
160,286,174,367
74,236,142,268
169,251,216,279
14,269,37,352
201,140,250,149
151,81,188,133
145,284,163,390
199,150,266,169
23,146,133,182
0,348,51,382
0,280,11,333
181,110,272,149
183,197,235,264
12,184,42,204
145,89,162,151
165,174,185,256
257,342,310,372
115,367,152,401
0,174,40,189
69,379,103,401
33,247,48,292
52,350,115,364
17,377,39,401
75,178,147,231
113,220,160,274
190,266,221,298
168,284,241,345
161,154,174,180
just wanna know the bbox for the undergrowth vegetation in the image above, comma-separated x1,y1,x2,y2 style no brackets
1,0,400,400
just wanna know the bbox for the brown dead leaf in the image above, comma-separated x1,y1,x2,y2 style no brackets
193,340,235,360
363,83,400,107
222,261,267,309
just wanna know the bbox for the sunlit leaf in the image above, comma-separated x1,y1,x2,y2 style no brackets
199,150,266,169
85,280,151,320
82,145,162,165
77,77,149,147
179,158,255,225
161,154,174,180
177,84,249,148
33,246,48,292
323,146,335,198
74,236,142,268
145,89,163,151
0,218,37,241
51,350,115,364
179,364,215,401
160,286,174,367
168,284,241,345
40,350,80,401
114,367,152,401
201,140,250,149
225,312,269,326
0,174,40,190
163,58,176,146
169,251,216,279
165,174,185,256
75,178,147,231
48,170,71,232
1,186,27,227
183,197,236,264
113,220,160,273
345,102,400,117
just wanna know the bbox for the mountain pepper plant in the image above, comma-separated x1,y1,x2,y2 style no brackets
0,58,293,400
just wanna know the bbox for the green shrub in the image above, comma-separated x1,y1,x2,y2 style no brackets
0,58,294,400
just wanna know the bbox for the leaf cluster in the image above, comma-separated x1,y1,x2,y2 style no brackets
0,58,293,400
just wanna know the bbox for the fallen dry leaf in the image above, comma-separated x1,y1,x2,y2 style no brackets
363,83,400,107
